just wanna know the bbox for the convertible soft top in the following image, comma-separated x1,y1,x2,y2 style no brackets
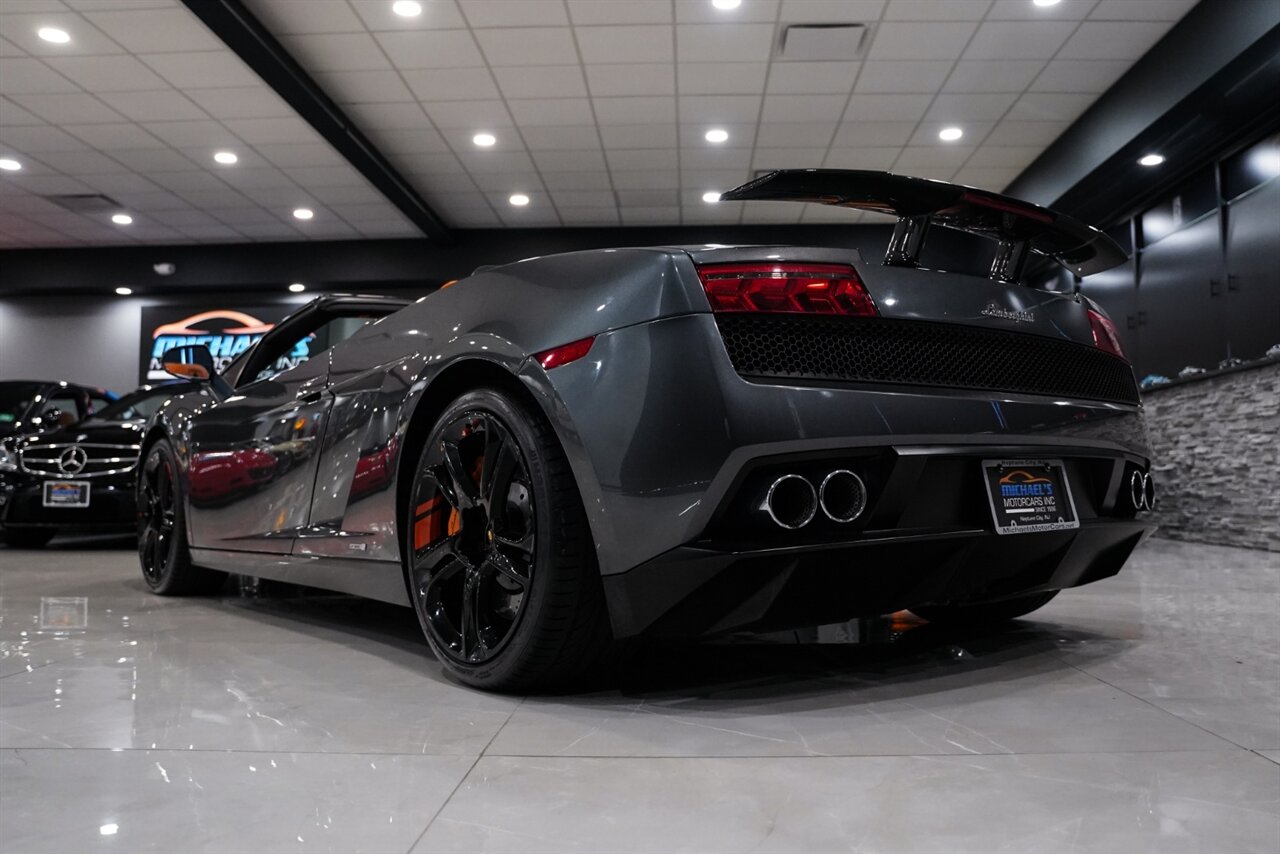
720,169,1127,280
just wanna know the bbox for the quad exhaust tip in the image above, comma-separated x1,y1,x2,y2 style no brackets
819,469,867,523
1129,470,1156,511
763,474,818,530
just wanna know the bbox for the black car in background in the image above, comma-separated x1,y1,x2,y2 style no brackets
0,383,199,547
0,380,118,441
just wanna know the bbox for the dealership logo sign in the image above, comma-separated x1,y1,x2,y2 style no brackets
980,302,1035,324
147,310,283,380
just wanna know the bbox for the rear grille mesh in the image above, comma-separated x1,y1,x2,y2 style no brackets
715,314,1140,405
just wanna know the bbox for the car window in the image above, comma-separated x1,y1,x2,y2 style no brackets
0,382,43,424
39,392,82,426
87,392,114,416
88,388,175,422
247,315,376,385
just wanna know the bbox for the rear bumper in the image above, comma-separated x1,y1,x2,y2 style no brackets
604,518,1155,638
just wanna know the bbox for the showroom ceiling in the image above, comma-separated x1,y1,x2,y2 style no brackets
0,0,1196,247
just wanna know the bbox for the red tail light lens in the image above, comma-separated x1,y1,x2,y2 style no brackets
696,263,878,316
534,336,595,370
1087,309,1126,361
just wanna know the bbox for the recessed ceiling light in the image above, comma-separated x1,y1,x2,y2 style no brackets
392,0,423,17
939,126,964,142
213,151,238,165
704,129,729,144
37,27,71,44
112,213,133,225
115,286,132,296
1032,0,1062,6
509,193,530,207
289,283,306,293
472,132,496,147
293,207,314,220
0,158,20,172
712,0,742,9
1138,153,1165,167
702,191,721,203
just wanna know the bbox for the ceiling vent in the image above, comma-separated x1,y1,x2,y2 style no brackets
42,194,121,214
777,23,873,61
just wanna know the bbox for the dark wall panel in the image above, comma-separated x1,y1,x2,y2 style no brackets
1225,180,1280,362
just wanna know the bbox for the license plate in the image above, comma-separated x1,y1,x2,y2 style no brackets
981,459,1078,535
43,481,90,508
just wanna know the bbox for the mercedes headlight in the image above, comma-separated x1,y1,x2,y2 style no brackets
0,437,16,472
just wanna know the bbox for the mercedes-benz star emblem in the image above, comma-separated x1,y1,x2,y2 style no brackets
58,446,88,475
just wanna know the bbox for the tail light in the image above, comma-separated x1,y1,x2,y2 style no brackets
696,263,878,316
1087,308,1126,361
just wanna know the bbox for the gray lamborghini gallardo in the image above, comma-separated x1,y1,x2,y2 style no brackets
138,170,1156,691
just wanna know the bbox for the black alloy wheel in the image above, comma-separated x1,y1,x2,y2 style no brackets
137,438,225,596
407,387,611,691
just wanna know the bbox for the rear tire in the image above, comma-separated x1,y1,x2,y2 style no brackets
1,528,56,548
138,438,226,596
911,590,1059,625
405,387,612,692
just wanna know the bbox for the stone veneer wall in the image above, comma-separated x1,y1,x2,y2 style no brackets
1143,362,1280,551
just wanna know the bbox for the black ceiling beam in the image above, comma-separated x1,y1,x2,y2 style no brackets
182,0,454,245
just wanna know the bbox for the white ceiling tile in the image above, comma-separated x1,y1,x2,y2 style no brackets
0,12,125,56
984,120,1070,146
185,87,293,119
495,65,589,99
585,64,673,97
676,24,775,63
140,119,237,148
680,148,752,171
755,122,836,147
496,207,561,227
350,0,468,30
952,165,1023,189
402,67,501,102
98,90,207,122
762,93,848,123
883,0,992,20
0,36,25,58
537,150,608,173
474,27,577,67
679,62,768,95
250,0,366,34
780,0,886,19
559,207,621,226
43,55,168,92
435,125,520,151
395,151,466,173
107,148,198,171
0,96,43,126
63,121,161,150
611,169,679,189
508,98,595,127
0,58,80,94
568,0,672,25
365,127,449,154
374,30,485,69
460,0,570,27
676,0,779,24
834,120,916,145
1030,59,1129,92
310,184,387,205
592,96,675,125
768,62,861,94
577,25,675,65
605,149,678,171
677,121,755,147
843,93,932,122
1006,92,1096,122
142,51,262,90
420,99,511,128
458,151,537,174
148,170,227,192
84,8,225,53
944,59,1045,92
214,166,297,190
908,120,995,145
1,124,90,152
1088,0,1197,21
549,188,614,207
35,148,129,174
966,145,1041,168
869,22,978,60
9,174,96,194
678,94,761,124
79,172,160,194
10,92,125,124
855,60,952,93
620,206,679,225
312,70,415,104
223,117,316,145
823,146,901,169
618,188,680,206
254,142,348,167
751,148,827,169
504,125,595,151
280,33,392,72
985,0,1095,20
542,171,613,190
925,92,1018,121
409,170,478,192
1058,21,1170,60
344,102,433,130
963,21,1076,60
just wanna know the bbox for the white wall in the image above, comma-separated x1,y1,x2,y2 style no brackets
0,296,144,393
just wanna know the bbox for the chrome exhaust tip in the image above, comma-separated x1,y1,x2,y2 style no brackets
762,474,818,530
1129,470,1145,511
1129,470,1156,511
819,469,867,523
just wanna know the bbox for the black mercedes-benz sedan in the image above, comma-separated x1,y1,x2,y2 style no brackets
0,382,200,547
0,380,119,442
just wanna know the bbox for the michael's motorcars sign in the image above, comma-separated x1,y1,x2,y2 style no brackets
139,305,296,381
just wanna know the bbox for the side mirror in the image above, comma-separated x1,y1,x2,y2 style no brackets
161,344,216,381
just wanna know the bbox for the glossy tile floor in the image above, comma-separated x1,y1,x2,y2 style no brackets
1,536,1277,854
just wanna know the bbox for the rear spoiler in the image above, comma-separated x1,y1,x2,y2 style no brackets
719,169,1127,281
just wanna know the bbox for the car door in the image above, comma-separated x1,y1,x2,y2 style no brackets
183,306,336,554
